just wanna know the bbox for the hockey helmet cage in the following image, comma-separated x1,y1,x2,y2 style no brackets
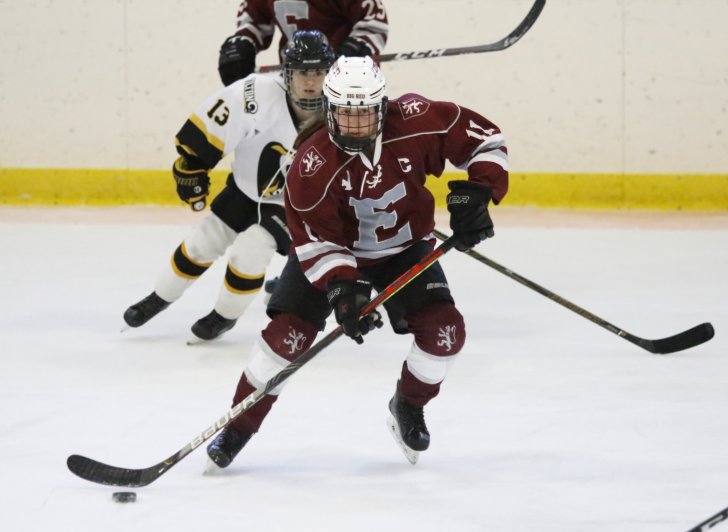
323,56,387,152
283,30,336,111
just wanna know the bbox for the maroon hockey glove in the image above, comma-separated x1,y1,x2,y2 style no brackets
173,157,210,212
446,180,494,251
326,279,383,344
336,37,373,58
218,35,256,86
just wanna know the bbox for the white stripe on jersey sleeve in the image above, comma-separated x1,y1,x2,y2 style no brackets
350,20,389,54
467,149,509,172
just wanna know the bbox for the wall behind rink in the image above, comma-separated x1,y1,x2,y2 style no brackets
1,0,726,209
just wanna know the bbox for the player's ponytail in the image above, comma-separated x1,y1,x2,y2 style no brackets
294,115,326,149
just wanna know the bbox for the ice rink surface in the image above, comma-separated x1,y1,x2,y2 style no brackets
1,207,726,532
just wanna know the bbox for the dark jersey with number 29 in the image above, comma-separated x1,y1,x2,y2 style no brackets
235,0,389,58
285,93,509,290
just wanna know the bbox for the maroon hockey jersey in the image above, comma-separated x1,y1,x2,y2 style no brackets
285,93,509,290
234,0,388,59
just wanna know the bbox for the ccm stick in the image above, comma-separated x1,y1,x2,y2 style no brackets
433,229,714,354
687,505,728,532
258,0,547,72
67,238,457,487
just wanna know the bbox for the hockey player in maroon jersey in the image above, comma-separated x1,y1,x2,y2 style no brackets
218,0,389,85
206,56,508,466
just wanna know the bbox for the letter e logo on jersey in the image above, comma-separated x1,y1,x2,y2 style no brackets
299,147,326,177
399,97,430,120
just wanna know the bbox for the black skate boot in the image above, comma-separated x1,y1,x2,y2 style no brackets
387,386,430,464
206,426,253,469
263,276,279,305
123,292,171,328
191,310,237,341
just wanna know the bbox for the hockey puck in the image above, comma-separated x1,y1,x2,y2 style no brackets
112,491,137,503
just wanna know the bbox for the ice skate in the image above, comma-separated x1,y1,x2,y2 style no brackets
263,276,279,305
205,426,253,471
123,292,171,329
189,310,237,344
387,386,430,465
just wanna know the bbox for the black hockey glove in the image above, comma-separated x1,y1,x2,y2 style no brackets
326,279,383,344
446,180,495,251
218,35,256,86
336,37,373,58
173,157,210,212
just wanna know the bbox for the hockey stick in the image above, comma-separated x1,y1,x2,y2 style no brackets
258,0,546,72
687,505,728,532
67,237,457,487
432,229,714,354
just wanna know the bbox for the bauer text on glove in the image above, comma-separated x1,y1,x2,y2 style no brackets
446,180,494,251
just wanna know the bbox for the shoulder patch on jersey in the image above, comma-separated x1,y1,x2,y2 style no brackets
243,78,258,114
298,146,326,177
398,96,430,120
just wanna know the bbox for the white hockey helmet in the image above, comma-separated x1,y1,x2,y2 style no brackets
322,56,387,152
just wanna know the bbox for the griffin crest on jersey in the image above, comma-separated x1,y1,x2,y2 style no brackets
398,97,430,120
298,146,326,177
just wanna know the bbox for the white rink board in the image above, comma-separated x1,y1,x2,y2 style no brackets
1,0,727,173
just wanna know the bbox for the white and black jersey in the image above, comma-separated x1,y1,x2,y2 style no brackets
175,73,299,207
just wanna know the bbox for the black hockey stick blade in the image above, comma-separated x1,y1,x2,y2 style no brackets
67,454,165,488
258,0,546,72
432,229,715,355
632,322,715,354
686,504,728,532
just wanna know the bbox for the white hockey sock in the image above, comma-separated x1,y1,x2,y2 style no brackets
213,225,276,320
244,336,291,396
154,214,236,302
404,341,458,385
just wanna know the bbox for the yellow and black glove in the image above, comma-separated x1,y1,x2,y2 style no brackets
173,157,210,212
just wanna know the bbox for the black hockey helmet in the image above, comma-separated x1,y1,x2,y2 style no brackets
283,30,336,111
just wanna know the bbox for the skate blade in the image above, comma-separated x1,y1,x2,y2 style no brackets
187,328,234,345
202,458,224,475
386,415,419,465
186,336,207,346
